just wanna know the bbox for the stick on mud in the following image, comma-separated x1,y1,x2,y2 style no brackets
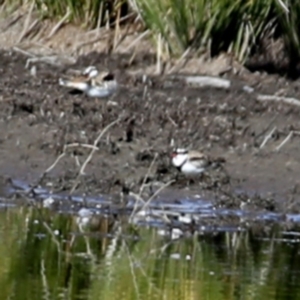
259,126,277,149
70,118,121,194
275,131,293,152
79,118,121,176
257,94,300,107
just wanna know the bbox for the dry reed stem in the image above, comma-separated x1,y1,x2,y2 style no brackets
19,18,40,43
254,115,277,145
275,131,293,152
13,46,35,58
71,31,109,55
130,179,175,220
166,47,191,74
113,6,121,51
45,8,71,40
70,117,121,194
17,1,35,43
138,152,158,197
45,153,66,174
113,24,132,52
156,33,162,74
257,94,300,107
259,126,277,149
79,118,120,175
166,110,178,127
45,143,100,174
3,13,24,31
124,29,150,52
96,2,104,29
184,76,231,89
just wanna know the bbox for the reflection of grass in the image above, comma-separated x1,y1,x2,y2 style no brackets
0,208,299,299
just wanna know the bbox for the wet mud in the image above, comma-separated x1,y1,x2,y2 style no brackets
1,49,300,227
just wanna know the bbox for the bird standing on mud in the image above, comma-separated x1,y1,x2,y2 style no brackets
59,66,118,98
171,148,225,176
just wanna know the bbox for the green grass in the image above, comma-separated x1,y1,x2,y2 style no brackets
275,0,300,74
1,0,300,69
133,0,276,62
2,0,125,28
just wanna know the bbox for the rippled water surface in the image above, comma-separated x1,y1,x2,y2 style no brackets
0,205,300,300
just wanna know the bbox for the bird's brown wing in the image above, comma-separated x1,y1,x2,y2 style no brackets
188,151,211,168
67,74,91,83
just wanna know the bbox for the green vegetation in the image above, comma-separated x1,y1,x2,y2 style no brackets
134,0,275,62
1,0,124,28
1,0,300,67
0,207,298,299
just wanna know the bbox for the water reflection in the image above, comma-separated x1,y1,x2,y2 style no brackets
0,207,299,299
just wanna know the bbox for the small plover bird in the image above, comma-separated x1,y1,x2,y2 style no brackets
59,66,118,98
171,148,210,175
171,148,225,176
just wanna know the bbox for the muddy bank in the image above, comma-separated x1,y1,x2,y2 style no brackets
1,49,300,215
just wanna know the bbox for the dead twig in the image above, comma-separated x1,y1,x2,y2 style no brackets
12,142,100,199
259,126,277,149
112,4,121,51
17,1,36,43
166,110,178,127
71,32,109,55
18,19,40,43
124,30,150,52
113,23,131,52
167,47,191,74
45,9,71,40
130,179,175,221
12,47,35,58
3,13,24,31
25,54,76,68
65,143,99,151
138,153,158,197
45,143,100,174
156,33,162,75
254,115,277,144
275,131,293,152
143,179,175,208
79,119,120,175
45,153,66,174
182,75,231,89
13,47,61,69
70,118,121,194
257,94,300,107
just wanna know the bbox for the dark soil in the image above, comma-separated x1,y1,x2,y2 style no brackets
1,49,300,215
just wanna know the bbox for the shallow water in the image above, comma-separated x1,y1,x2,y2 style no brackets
7,179,300,226
1,205,300,300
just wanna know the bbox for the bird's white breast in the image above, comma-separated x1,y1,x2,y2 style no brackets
172,154,188,167
181,160,205,175
59,79,89,92
86,86,114,98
